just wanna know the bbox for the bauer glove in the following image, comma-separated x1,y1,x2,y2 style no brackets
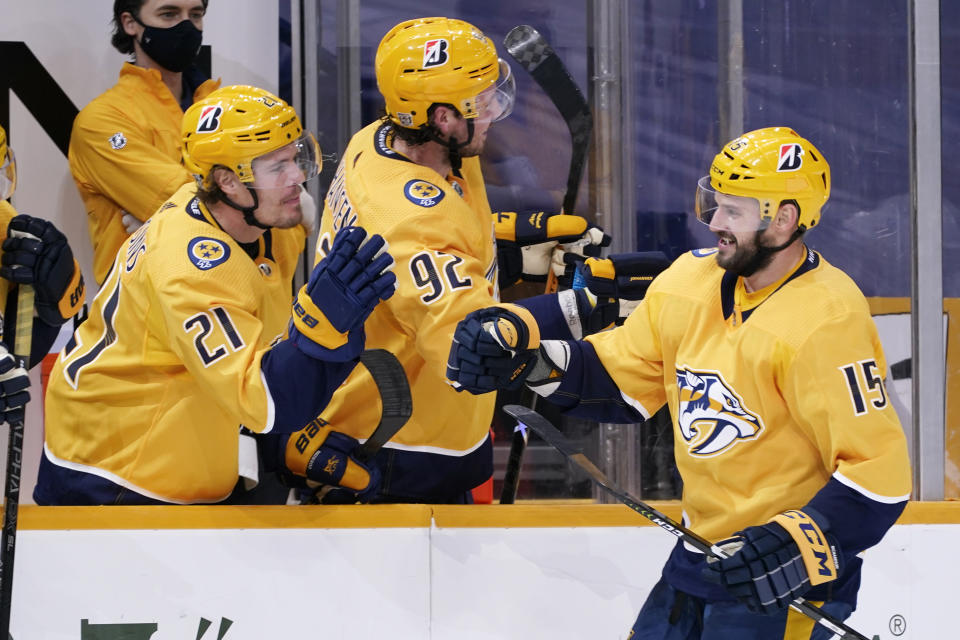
284,424,381,503
1,214,85,326
704,508,842,615
576,251,671,326
290,226,396,362
494,211,610,289
446,304,541,395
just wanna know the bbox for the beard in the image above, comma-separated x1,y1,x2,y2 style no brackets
715,230,776,277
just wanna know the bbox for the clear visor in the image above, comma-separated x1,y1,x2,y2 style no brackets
0,148,16,200
694,175,767,232
249,132,321,190
474,59,516,124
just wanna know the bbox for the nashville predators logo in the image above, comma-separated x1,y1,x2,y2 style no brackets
676,366,764,457
187,236,231,270
404,179,445,208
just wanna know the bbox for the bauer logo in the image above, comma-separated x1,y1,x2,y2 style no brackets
422,39,449,68
196,104,224,133
776,142,804,172
187,237,230,270
404,180,445,208
675,366,764,457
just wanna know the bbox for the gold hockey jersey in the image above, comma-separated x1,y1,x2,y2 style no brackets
586,248,912,541
43,184,305,503
303,121,501,499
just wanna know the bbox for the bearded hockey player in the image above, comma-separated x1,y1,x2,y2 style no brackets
447,127,911,638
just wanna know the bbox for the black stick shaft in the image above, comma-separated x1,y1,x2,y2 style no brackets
503,404,875,640
0,285,32,639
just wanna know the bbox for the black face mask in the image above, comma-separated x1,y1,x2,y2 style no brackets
135,17,202,73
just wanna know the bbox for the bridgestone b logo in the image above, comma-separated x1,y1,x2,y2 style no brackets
422,39,449,68
777,142,804,172
196,104,224,133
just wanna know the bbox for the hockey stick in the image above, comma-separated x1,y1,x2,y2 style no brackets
356,349,413,462
0,284,32,640
303,349,411,505
499,25,593,504
502,404,879,640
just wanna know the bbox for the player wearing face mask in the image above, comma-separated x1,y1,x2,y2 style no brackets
67,1,233,285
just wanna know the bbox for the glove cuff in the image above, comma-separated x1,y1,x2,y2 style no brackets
769,509,840,586
495,303,541,350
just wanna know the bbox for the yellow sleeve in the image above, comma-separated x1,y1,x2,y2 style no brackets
585,286,668,419
69,101,194,222
785,311,912,501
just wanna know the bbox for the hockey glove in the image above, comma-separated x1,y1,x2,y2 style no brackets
1,214,85,326
285,425,381,503
446,304,541,395
704,508,842,615
0,344,29,424
290,226,396,362
494,211,610,289
578,251,671,325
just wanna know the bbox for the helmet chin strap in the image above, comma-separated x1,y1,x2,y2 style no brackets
735,228,804,278
425,118,474,173
221,186,272,230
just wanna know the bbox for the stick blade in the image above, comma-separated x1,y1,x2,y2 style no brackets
502,404,582,458
355,349,412,461
503,25,554,73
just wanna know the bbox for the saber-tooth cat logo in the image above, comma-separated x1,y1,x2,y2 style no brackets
676,366,764,457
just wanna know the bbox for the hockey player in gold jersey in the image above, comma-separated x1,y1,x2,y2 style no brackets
271,17,619,504
36,86,396,505
448,127,911,638
0,124,86,423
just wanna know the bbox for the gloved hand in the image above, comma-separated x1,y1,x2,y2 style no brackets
290,226,396,362
1,214,85,326
577,252,671,326
286,425,381,503
446,304,540,395
494,211,610,289
704,509,842,615
0,344,29,424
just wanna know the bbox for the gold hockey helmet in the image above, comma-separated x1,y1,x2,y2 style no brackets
375,17,515,129
695,127,831,232
0,125,16,200
181,85,320,190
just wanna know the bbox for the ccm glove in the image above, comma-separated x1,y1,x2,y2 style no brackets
285,425,381,503
0,345,29,424
704,509,842,615
494,211,610,288
578,251,671,325
446,304,540,395
290,226,396,361
1,214,85,326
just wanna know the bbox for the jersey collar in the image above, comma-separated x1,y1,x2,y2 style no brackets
720,247,820,323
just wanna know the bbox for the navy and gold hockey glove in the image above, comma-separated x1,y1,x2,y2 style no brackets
290,226,396,362
494,211,610,289
1,214,85,326
704,508,842,615
285,424,381,503
446,304,541,395
0,344,29,424
577,251,671,327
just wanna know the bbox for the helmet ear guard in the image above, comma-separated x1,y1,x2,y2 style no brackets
697,127,831,233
